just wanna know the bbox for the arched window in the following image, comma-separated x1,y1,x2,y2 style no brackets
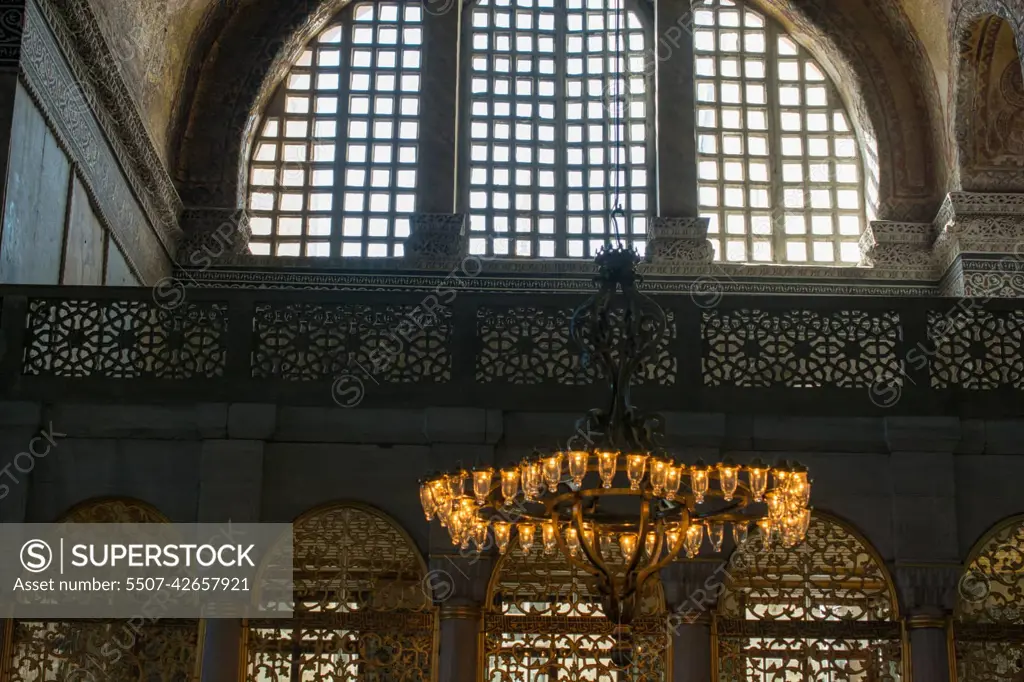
715,513,903,680
954,515,1024,681
244,503,436,681
247,3,424,257
465,0,653,259
693,0,866,264
484,543,669,680
5,498,201,682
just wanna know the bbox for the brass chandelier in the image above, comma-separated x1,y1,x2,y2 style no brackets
419,246,812,624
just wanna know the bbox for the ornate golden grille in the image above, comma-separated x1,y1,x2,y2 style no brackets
244,503,436,681
483,543,669,682
715,513,903,681
954,515,1024,681
2,498,201,682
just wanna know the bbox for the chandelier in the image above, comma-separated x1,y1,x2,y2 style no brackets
419,246,812,624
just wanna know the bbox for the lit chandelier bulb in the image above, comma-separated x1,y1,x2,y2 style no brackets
597,451,618,489
419,482,436,521
448,471,466,498
542,453,564,490
492,521,512,555
684,523,703,558
765,491,786,522
472,520,488,550
797,507,811,538
757,517,773,551
708,522,724,553
518,523,536,555
649,458,669,495
599,533,614,556
618,533,638,559
568,451,589,485
627,453,648,490
472,468,493,505
665,526,682,554
691,461,710,504
665,465,682,501
718,461,739,502
644,531,658,558
748,459,769,502
501,468,519,506
732,522,749,547
565,527,580,558
542,521,558,555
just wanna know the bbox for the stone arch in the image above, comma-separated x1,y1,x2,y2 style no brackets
953,513,1024,681
715,510,905,680
951,1,1024,191
242,501,437,681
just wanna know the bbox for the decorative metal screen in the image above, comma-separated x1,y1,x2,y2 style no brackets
954,516,1024,681
244,504,436,681
4,499,201,682
715,514,903,681
484,544,668,681
247,2,423,257
465,0,653,258
693,0,866,264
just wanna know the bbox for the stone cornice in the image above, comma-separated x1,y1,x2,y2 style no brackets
29,0,182,250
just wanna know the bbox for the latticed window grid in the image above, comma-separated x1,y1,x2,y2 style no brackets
694,0,865,264
247,2,423,258
466,0,652,258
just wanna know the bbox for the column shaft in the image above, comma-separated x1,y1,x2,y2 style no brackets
417,1,461,214
437,607,481,682
655,0,698,216
672,620,712,682
908,621,952,682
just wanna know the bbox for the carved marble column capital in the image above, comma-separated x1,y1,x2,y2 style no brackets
646,217,714,265
893,563,962,617
426,552,493,608
931,192,1024,297
177,207,252,265
661,559,729,617
404,213,468,265
859,221,935,277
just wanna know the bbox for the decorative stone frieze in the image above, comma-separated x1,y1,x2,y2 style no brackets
859,221,935,277
404,213,468,264
645,217,714,265
932,192,1024,297
177,208,251,266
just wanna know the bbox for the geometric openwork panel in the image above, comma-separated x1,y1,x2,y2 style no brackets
466,0,652,258
244,504,435,682
694,0,865,264
6,499,201,682
23,299,227,379
702,309,902,387
716,514,903,681
252,302,451,382
954,516,1024,682
476,306,676,385
247,2,423,257
484,543,668,681
929,310,1024,389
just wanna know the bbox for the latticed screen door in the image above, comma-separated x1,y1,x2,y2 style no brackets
244,504,436,682
715,514,904,681
465,0,654,259
484,544,669,681
954,516,1024,681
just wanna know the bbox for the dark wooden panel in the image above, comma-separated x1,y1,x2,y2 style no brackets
61,175,104,285
104,238,139,286
0,83,70,284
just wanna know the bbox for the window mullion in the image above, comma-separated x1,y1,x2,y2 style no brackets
555,3,568,259
765,22,785,264
332,17,354,259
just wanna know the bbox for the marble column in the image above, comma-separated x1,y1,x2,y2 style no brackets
654,0,698,216
907,612,952,682
196,439,266,682
438,603,482,682
427,549,492,682
672,615,713,682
